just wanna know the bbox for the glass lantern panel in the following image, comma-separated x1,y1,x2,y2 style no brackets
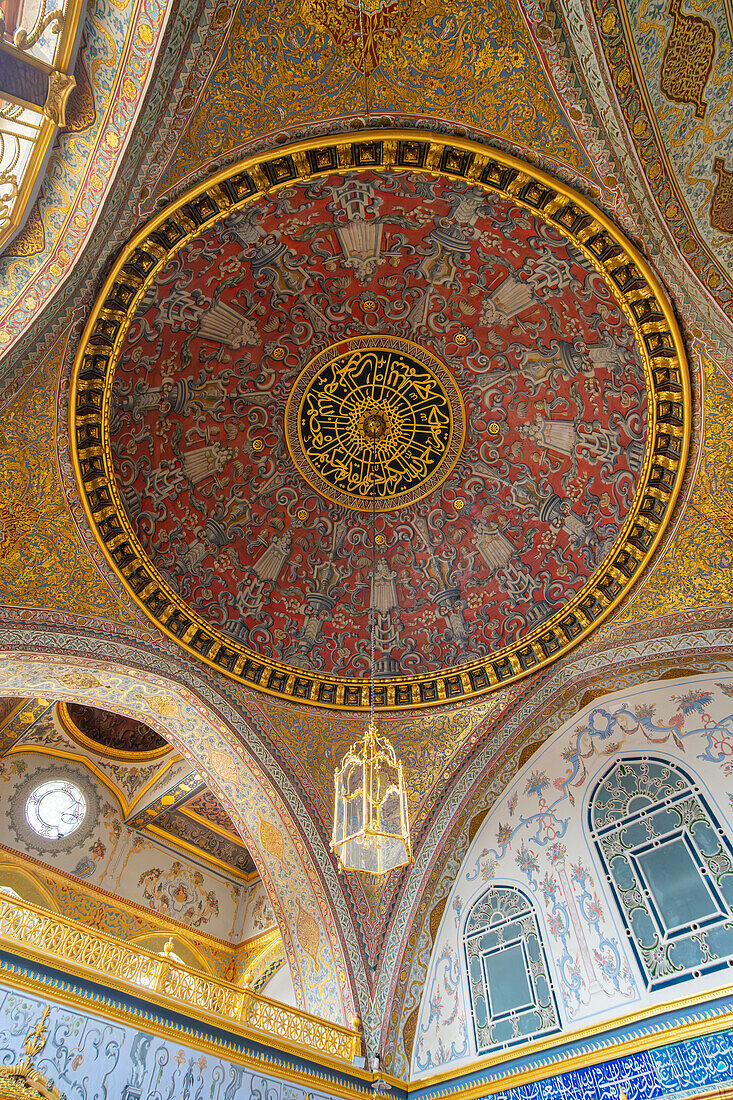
378,786,402,834
335,833,411,875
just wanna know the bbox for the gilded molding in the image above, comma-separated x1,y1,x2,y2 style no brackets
0,843,249,951
70,130,691,712
4,741,176,820
42,71,75,126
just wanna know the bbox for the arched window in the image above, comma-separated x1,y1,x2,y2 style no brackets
589,756,733,990
464,885,560,1054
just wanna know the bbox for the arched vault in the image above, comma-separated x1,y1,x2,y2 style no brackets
0,629,361,1028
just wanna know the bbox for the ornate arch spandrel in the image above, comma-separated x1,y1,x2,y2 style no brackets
376,633,733,1078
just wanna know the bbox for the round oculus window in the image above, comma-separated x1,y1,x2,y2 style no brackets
25,779,87,840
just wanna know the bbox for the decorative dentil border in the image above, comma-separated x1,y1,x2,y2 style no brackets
70,130,691,712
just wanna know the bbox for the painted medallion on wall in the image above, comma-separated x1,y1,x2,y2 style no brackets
71,132,690,709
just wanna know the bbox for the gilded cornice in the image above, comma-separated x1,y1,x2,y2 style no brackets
409,984,733,1093
0,844,247,954
4,740,179,821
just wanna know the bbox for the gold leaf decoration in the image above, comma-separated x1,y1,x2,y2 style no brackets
295,899,321,968
0,329,137,623
58,671,101,689
211,749,239,782
612,356,733,623
258,814,286,868
142,695,180,719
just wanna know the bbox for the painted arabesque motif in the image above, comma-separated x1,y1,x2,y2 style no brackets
159,0,598,196
109,169,648,685
414,676,733,1077
593,0,733,313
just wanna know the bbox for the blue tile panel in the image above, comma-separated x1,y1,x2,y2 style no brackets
413,1022,733,1099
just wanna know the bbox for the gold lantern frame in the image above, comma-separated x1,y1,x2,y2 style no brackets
333,721,412,876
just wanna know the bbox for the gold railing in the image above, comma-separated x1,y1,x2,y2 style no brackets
0,895,360,1065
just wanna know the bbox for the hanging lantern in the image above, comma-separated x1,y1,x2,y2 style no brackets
333,722,412,875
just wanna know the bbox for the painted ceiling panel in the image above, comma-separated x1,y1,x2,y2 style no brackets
184,788,240,835
108,171,649,684
154,0,600,198
61,701,168,755
154,806,256,874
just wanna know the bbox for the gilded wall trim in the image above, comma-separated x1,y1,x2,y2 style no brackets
0,958,376,1099
406,983,733,1094
0,950,732,1099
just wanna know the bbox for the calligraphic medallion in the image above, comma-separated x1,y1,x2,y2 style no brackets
286,337,465,511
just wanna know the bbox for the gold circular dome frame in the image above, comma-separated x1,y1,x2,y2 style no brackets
71,130,690,712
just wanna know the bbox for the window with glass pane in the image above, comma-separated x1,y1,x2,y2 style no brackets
464,886,560,1054
589,757,733,990
25,779,86,840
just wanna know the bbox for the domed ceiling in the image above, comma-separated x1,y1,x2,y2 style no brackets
59,702,167,756
72,132,690,710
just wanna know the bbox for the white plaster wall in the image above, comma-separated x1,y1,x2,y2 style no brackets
235,877,277,942
412,674,733,1078
261,961,298,1006
0,750,243,940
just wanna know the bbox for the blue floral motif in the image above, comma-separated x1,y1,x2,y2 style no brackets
674,689,714,715
525,771,551,798
515,843,539,887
